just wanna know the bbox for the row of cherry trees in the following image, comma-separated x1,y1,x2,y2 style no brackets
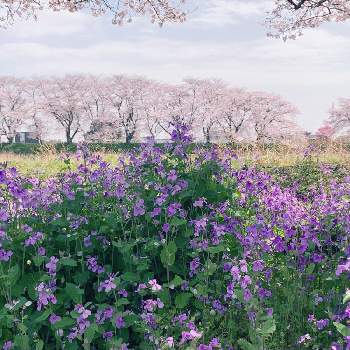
0,74,306,144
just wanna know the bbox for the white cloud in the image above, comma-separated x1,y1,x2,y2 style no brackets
3,10,93,39
0,2,350,132
192,0,272,26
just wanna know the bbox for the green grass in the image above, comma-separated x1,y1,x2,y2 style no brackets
1,142,350,178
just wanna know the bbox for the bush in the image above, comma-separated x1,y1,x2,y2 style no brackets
0,129,350,349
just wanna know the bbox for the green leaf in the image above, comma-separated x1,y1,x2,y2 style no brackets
169,275,183,289
52,317,75,330
34,308,51,323
8,264,20,286
60,258,78,267
343,291,350,304
65,283,84,303
258,318,276,336
207,245,226,254
121,272,140,282
334,322,350,336
35,340,44,350
237,339,255,350
84,323,98,343
206,261,217,276
160,241,177,267
175,293,192,309
305,263,315,275
33,256,45,267
170,217,187,227
14,335,30,350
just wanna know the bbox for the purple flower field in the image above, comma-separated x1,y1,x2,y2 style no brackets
0,125,349,350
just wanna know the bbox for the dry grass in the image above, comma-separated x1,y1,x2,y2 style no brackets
1,141,349,177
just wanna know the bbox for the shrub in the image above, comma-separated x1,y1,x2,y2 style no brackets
0,126,349,349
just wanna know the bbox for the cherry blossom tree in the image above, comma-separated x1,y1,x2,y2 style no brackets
216,88,256,142
0,0,186,28
103,75,151,144
82,75,110,123
328,98,350,136
316,123,335,138
183,78,227,143
266,0,350,40
24,78,47,143
0,76,29,143
138,81,168,139
249,91,299,142
38,75,90,144
157,84,194,136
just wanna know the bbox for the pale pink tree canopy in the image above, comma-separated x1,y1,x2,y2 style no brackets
38,75,91,144
217,88,256,142
0,74,304,144
0,0,186,28
0,76,29,142
328,98,350,136
266,0,350,40
183,78,227,143
138,81,169,139
249,91,299,142
157,83,194,135
316,123,335,138
102,75,152,143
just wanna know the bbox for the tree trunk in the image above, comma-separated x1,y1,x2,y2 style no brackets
66,130,73,144
125,132,133,144
203,127,211,144
7,136,14,144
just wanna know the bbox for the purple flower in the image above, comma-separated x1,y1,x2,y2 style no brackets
150,207,161,218
133,199,145,217
86,256,104,274
179,329,202,345
298,334,311,344
24,232,44,247
194,197,207,208
173,313,188,325
36,282,57,311
243,289,252,302
148,279,162,292
118,289,128,297
0,248,13,262
38,247,46,256
49,314,61,325
166,337,174,347
96,307,114,325
252,260,265,272
336,258,350,276
240,275,252,289
316,319,329,330
45,256,59,276
167,170,177,182
102,331,113,340
98,274,117,293
209,338,221,348
162,223,170,233
2,341,12,350
190,257,200,277
115,315,125,329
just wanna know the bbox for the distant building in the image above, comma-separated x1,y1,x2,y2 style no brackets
14,131,39,144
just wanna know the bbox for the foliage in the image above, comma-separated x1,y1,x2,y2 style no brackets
0,126,350,350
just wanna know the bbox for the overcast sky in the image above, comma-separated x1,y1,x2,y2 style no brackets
1,0,349,132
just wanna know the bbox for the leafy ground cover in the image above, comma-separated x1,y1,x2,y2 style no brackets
0,126,350,349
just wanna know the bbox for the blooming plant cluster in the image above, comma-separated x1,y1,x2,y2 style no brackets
0,124,349,350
